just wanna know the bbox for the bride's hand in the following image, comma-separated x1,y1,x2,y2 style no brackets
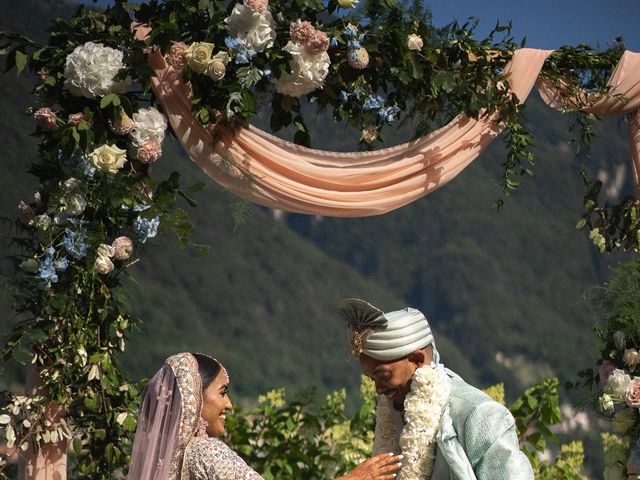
337,452,402,480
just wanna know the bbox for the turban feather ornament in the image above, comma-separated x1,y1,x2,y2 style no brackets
338,298,388,356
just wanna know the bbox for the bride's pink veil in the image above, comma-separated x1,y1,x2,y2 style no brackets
128,353,203,480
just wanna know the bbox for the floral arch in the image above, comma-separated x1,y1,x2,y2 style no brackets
0,0,639,477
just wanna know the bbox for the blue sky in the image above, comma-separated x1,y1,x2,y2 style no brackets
76,0,639,51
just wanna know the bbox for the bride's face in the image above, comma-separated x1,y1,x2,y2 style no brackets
201,372,233,437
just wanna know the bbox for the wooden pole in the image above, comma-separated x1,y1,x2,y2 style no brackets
18,366,67,480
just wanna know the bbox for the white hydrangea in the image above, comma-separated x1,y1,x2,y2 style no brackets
225,3,276,52
275,41,330,97
130,107,167,148
64,42,132,98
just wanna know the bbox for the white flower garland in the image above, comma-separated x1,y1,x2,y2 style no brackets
372,364,450,480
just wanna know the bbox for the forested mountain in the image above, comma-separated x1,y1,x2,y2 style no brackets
0,0,630,408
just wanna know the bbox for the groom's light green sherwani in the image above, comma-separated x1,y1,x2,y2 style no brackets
387,369,534,480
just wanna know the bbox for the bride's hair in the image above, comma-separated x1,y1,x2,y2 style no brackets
192,353,222,391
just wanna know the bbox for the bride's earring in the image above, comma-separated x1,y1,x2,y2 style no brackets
197,416,208,437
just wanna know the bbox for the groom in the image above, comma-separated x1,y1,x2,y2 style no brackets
339,298,533,480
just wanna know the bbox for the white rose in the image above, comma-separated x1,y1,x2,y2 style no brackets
608,369,632,398
276,41,330,97
130,107,167,148
207,59,226,80
225,3,276,52
89,144,127,173
94,255,114,275
186,42,215,74
206,52,229,81
97,244,115,258
407,33,424,51
600,393,615,414
64,42,132,98
94,245,115,275
625,349,640,371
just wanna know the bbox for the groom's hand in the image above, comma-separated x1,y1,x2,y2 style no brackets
338,452,402,480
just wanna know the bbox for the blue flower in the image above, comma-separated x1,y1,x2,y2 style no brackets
353,87,365,100
342,26,357,38
133,204,151,213
134,215,160,243
378,105,401,122
62,228,88,260
38,252,58,289
363,94,385,110
66,217,88,227
339,91,350,103
224,37,242,50
330,37,338,48
54,257,69,272
347,39,361,50
79,154,96,179
225,37,256,65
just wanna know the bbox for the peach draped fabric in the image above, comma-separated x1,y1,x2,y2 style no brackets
148,47,640,217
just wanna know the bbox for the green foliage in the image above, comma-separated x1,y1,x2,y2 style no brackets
509,378,588,478
539,43,640,252
223,376,581,479
535,441,588,480
601,432,631,479
226,377,376,479
511,378,561,458
579,258,640,466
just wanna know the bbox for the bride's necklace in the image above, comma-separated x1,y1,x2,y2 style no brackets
372,364,450,480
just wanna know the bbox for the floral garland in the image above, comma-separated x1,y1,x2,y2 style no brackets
373,364,450,480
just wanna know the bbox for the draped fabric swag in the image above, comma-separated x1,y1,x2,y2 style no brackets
148,48,640,217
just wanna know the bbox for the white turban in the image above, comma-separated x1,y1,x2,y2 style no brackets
339,299,440,363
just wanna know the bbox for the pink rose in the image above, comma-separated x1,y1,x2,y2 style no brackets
290,20,316,45
304,31,329,55
110,110,134,136
166,42,188,71
112,236,134,261
137,140,162,164
34,107,58,131
625,379,640,407
244,0,268,13
600,361,615,385
68,112,85,126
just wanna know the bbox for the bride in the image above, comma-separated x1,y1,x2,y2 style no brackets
128,352,402,479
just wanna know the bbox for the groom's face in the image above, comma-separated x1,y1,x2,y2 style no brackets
360,354,419,410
